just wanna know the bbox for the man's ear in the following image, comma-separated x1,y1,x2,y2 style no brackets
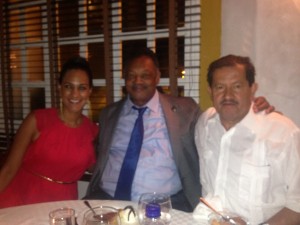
156,69,161,83
207,86,213,100
251,82,258,97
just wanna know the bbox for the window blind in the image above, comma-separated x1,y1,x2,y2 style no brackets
0,0,201,158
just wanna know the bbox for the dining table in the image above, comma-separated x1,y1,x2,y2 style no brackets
0,199,207,225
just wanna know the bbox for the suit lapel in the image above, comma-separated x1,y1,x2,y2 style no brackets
159,93,182,163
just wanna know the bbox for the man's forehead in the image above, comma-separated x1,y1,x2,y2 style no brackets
128,59,155,70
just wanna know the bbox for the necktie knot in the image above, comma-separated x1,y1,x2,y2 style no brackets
132,106,147,115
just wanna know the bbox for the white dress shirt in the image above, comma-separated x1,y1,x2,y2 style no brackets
101,90,182,201
195,104,300,224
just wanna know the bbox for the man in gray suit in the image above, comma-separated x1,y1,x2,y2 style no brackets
85,48,272,212
86,48,200,212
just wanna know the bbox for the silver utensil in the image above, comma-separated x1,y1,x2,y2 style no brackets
199,197,237,225
83,200,102,220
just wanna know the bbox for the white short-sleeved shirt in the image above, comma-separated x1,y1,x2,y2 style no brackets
195,105,300,224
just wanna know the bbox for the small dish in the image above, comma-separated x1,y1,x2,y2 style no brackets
82,206,120,225
78,205,138,225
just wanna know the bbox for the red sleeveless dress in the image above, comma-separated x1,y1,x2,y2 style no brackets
0,108,98,208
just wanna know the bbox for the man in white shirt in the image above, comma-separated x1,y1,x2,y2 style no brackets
194,55,300,224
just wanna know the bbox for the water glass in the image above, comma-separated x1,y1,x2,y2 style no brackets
138,192,172,225
49,207,75,225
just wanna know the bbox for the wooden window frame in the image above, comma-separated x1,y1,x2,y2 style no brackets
0,0,201,158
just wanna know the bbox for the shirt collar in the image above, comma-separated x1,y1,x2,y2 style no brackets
238,102,265,130
124,90,160,114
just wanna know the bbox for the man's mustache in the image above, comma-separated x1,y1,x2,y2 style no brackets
132,84,147,90
220,99,238,105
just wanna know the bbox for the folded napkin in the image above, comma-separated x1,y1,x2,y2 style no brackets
192,195,223,221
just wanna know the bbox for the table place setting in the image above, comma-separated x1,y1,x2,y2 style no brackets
0,198,203,225
192,198,250,225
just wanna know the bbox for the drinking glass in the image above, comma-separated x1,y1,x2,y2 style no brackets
82,206,121,225
49,207,75,225
138,192,172,225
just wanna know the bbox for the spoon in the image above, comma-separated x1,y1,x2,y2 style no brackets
83,200,102,220
199,197,237,225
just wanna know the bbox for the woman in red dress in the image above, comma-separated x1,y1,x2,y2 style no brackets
0,56,98,208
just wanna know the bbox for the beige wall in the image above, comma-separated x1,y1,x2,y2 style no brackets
199,0,221,111
221,0,300,127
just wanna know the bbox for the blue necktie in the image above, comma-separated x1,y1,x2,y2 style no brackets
114,106,147,200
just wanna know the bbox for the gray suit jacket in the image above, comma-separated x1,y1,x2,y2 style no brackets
86,92,202,210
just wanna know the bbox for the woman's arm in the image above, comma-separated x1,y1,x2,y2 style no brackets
0,112,39,192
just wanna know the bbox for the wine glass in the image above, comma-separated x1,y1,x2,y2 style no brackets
82,206,121,225
138,192,172,225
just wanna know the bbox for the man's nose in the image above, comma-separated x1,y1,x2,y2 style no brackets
133,76,143,83
224,87,234,98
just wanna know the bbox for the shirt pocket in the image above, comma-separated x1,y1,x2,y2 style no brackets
239,163,270,205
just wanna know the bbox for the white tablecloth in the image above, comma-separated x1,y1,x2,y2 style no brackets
0,200,206,225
